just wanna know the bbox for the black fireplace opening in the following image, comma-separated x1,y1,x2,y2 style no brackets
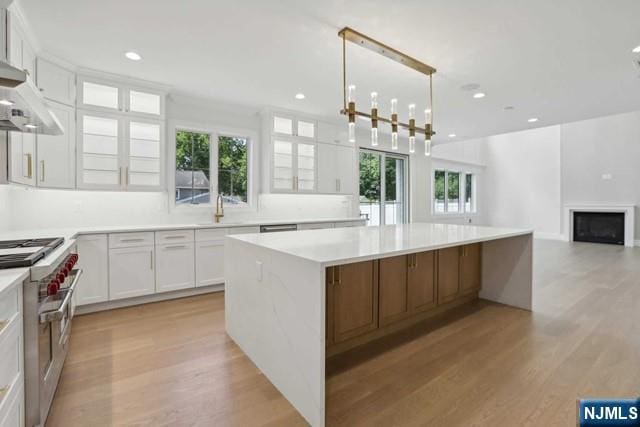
573,212,624,245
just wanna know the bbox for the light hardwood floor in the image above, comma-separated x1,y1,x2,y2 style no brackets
47,240,640,426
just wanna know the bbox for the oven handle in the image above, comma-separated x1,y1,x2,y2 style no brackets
39,269,83,324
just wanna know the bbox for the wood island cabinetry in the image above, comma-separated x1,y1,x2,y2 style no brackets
326,243,482,354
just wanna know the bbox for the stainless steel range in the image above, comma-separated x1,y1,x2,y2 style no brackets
0,237,82,427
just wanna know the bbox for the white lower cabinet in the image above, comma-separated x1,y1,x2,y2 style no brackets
195,239,225,287
108,246,155,300
76,234,109,305
0,280,24,427
155,243,195,293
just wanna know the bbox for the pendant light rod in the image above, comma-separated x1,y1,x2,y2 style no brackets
339,108,436,135
338,27,436,75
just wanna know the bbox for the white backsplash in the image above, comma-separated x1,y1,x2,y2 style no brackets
1,185,354,231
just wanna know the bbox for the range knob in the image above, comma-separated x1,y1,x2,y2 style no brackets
57,272,66,283
47,279,59,296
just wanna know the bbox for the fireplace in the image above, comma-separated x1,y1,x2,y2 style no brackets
573,212,625,245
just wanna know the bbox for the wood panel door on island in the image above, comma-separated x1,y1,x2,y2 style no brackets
459,243,482,295
378,255,409,326
408,251,437,313
326,260,379,345
437,247,460,304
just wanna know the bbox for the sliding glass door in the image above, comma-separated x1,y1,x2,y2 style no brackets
359,149,408,226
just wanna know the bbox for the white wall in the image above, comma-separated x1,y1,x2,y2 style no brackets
561,110,640,237
482,126,562,237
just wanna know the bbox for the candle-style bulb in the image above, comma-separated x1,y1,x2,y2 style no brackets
348,85,356,103
391,132,398,150
348,122,355,143
409,136,415,153
370,92,378,108
425,138,432,156
391,98,398,114
371,128,378,146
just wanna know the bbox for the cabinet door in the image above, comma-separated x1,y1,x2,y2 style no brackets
330,260,378,343
459,243,481,295
108,246,155,300
379,255,409,326
296,142,316,192
155,243,195,293
75,234,109,305
317,143,337,194
127,89,163,117
8,19,22,69
408,251,436,313
335,145,355,194
272,115,294,136
437,247,460,304
296,119,316,139
36,58,76,105
78,112,122,189
79,79,121,112
36,102,76,188
126,119,162,189
9,132,35,186
272,139,294,191
195,239,225,287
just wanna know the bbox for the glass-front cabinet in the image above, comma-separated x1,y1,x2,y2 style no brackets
271,137,316,192
269,112,318,193
77,75,166,191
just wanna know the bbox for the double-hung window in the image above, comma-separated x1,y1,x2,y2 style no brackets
433,169,476,214
175,129,251,207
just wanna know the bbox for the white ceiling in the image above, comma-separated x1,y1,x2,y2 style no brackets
19,0,640,142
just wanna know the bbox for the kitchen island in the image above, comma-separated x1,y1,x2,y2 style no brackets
224,223,533,426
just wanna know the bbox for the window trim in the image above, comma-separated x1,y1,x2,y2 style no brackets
432,167,477,216
168,121,258,212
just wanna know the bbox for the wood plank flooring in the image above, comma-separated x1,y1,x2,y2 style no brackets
47,240,640,426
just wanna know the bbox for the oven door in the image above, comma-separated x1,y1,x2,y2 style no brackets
37,268,82,423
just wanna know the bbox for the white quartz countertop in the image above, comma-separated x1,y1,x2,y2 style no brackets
0,217,363,241
0,217,363,287
0,268,29,295
228,222,533,265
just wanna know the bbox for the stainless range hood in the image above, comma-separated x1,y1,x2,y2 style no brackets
0,61,64,135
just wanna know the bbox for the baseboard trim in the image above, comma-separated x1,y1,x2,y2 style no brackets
533,232,564,241
75,283,224,315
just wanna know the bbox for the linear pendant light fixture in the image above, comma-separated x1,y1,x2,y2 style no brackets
339,27,436,155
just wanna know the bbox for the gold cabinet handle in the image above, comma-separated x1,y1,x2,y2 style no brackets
414,253,418,268
0,384,9,400
150,250,154,270
327,267,334,285
24,153,33,178
40,160,45,181
119,167,123,185
125,166,129,186
334,266,341,285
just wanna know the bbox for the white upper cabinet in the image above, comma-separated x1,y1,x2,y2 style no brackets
77,112,121,189
8,10,36,81
79,79,120,112
78,76,165,119
36,58,76,106
36,102,76,188
318,144,355,195
126,119,162,189
317,121,352,146
128,90,162,116
77,111,163,191
8,132,36,186
272,114,316,139
271,137,316,193
76,75,166,191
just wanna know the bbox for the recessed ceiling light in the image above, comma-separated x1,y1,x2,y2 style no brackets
473,92,486,99
0,99,14,106
25,124,37,129
448,133,456,138
125,51,142,61
295,93,305,100
460,83,481,92
632,45,640,53
528,118,539,123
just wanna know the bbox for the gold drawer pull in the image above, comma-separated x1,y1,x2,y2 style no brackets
0,319,7,334
0,384,8,400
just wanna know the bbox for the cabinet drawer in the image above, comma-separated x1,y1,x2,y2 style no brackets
196,228,228,242
228,226,260,235
0,318,21,406
109,232,155,248
298,222,334,230
0,380,23,427
334,221,364,228
155,243,195,293
155,229,194,244
0,286,20,327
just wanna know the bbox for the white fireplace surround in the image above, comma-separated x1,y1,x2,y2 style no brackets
563,204,635,247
